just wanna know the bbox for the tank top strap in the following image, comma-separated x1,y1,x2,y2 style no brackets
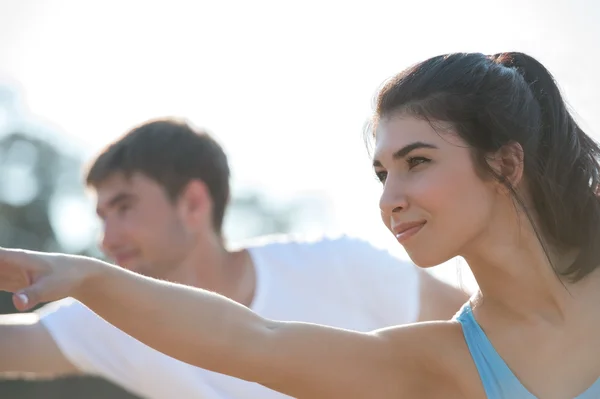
454,304,535,398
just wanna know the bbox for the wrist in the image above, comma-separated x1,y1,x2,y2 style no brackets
68,256,112,301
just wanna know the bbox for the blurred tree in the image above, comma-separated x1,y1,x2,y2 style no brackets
0,132,99,310
0,131,141,398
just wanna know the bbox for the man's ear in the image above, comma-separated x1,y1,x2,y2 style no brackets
177,180,212,230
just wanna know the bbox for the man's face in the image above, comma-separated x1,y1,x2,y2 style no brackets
94,172,194,277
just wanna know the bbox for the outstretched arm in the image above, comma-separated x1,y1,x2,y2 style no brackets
74,266,406,397
0,248,422,398
0,312,79,378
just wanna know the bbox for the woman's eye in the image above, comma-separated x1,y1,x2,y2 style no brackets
375,171,387,183
407,156,430,169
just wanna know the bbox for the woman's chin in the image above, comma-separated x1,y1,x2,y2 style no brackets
405,250,450,269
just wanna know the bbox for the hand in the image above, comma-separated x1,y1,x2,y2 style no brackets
0,248,95,311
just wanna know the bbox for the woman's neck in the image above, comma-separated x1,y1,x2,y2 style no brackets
463,223,592,326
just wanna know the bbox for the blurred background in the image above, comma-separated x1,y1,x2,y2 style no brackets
0,0,597,397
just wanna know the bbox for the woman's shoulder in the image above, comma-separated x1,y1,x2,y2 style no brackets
378,319,486,398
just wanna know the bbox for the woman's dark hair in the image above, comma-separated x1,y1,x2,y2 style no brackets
368,52,600,282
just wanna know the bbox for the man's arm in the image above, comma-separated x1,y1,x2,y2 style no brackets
0,312,79,378
416,270,471,322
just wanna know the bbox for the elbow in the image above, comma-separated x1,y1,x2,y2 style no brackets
185,317,279,382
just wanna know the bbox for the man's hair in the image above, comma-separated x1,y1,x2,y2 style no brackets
85,118,230,234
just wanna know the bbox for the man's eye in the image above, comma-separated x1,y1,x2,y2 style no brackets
117,204,131,215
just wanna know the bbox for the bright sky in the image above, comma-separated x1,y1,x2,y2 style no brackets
0,0,598,287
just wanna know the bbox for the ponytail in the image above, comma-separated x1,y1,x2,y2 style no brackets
494,52,600,281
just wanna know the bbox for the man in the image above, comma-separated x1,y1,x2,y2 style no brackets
0,118,468,398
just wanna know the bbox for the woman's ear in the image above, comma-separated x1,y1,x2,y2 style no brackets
487,141,525,189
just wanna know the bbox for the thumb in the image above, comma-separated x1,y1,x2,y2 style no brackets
13,280,49,311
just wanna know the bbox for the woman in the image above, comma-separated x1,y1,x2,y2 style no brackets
1,52,599,398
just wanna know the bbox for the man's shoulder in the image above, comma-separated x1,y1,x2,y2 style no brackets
237,232,414,277
236,232,391,257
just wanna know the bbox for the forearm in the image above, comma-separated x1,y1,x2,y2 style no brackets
0,314,36,376
0,314,79,378
75,259,272,380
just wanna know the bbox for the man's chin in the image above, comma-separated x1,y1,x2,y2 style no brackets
126,264,146,275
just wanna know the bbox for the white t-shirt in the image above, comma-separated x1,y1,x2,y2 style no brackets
38,235,420,399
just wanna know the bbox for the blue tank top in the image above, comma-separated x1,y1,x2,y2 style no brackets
455,304,600,398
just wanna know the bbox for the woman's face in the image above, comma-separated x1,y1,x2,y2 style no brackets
373,115,499,267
